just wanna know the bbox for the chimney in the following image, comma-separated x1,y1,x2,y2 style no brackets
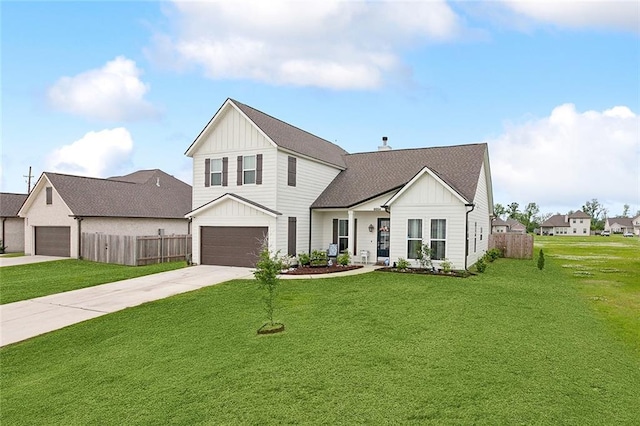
378,136,392,151
564,214,568,222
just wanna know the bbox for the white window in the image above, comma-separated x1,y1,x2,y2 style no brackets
583,228,587,234
243,155,256,184
430,219,446,260
338,219,348,252
407,219,422,259
211,158,222,186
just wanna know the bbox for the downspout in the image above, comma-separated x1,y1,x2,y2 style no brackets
1,217,6,251
308,207,313,254
464,203,475,271
75,216,83,259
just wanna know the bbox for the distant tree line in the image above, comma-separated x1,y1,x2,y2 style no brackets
493,199,638,233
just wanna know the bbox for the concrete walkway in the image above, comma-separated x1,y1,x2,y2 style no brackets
0,263,378,347
0,255,68,267
0,265,253,347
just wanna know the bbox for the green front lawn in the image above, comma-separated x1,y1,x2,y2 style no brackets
2,256,638,424
0,259,187,304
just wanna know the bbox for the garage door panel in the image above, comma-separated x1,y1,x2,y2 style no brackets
201,226,267,267
35,226,71,257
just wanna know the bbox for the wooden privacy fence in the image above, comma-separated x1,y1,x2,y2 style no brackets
488,233,533,259
81,233,192,266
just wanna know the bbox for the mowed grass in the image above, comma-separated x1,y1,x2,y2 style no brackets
0,259,187,304
536,235,640,355
2,258,639,424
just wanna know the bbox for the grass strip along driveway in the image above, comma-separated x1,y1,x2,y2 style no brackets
2,255,639,424
0,259,187,304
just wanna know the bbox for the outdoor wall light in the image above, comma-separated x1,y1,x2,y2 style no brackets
368,224,374,232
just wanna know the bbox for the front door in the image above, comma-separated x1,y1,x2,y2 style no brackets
377,218,390,258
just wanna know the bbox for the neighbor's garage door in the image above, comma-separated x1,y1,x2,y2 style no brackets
201,226,267,267
35,226,71,257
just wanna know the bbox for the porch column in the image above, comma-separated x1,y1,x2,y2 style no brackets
348,209,355,258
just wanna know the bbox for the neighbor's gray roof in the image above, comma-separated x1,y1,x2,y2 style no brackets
492,217,509,226
43,169,192,218
312,143,487,208
0,193,28,217
607,216,633,227
541,214,570,227
506,219,526,229
568,210,591,219
232,99,348,168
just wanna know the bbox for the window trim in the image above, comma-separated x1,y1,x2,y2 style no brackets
210,158,223,186
338,219,349,253
430,219,446,260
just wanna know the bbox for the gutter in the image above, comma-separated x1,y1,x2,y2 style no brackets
464,203,475,271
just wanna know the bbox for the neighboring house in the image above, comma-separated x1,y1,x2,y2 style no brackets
491,217,526,234
185,98,493,270
634,214,640,236
0,192,28,252
18,170,192,258
604,217,634,234
540,211,591,236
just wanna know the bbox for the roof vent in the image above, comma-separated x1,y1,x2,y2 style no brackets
378,136,392,151
156,177,160,187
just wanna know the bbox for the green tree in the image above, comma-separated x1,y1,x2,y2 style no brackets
537,249,545,270
494,203,506,219
507,202,520,219
523,202,540,233
254,244,283,327
582,199,606,230
622,204,630,217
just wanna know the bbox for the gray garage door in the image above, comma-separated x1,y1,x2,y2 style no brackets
201,226,267,267
35,226,71,257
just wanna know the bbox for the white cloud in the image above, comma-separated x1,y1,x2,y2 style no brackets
46,128,134,177
500,0,639,33
150,0,461,89
490,103,639,213
48,56,158,121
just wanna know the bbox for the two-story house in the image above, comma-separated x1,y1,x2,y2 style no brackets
185,99,493,270
540,211,591,236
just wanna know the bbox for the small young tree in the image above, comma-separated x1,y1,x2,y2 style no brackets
254,244,284,328
415,244,432,269
537,249,545,270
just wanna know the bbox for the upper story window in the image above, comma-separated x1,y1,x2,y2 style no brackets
211,159,223,186
243,155,256,184
46,187,53,205
236,154,262,186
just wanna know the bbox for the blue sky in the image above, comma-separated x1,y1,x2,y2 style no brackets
2,1,639,217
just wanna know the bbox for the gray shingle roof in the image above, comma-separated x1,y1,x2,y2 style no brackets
607,216,633,227
231,99,348,168
492,217,509,226
311,143,487,208
43,170,191,218
541,214,569,227
0,193,28,217
568,210,591,219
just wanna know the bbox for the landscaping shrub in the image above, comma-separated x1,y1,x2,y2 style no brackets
415,244,432,269
310,250,328,267
297,252,310,266
475,257,487,273
441,258,452,273
337,252,351,266
486,248,503,262
537,249,545,270
396,258,410,271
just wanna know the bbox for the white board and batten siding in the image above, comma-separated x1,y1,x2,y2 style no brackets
190,197,277,265
388,171,467,270
275,151,342,256
466,162,491,267
190,106,278,211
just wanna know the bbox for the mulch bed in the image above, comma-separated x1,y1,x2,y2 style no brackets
281,264,364,275
376,267,472,278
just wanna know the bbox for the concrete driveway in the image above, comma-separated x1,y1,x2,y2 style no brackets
0,265,253,347
0,255,68,267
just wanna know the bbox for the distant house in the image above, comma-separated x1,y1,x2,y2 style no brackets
540,211,591,236
185,98,494,270
491,218,526,234
604,217,634,234
0,193,28,253
18,170,192,258
634,214,640,236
